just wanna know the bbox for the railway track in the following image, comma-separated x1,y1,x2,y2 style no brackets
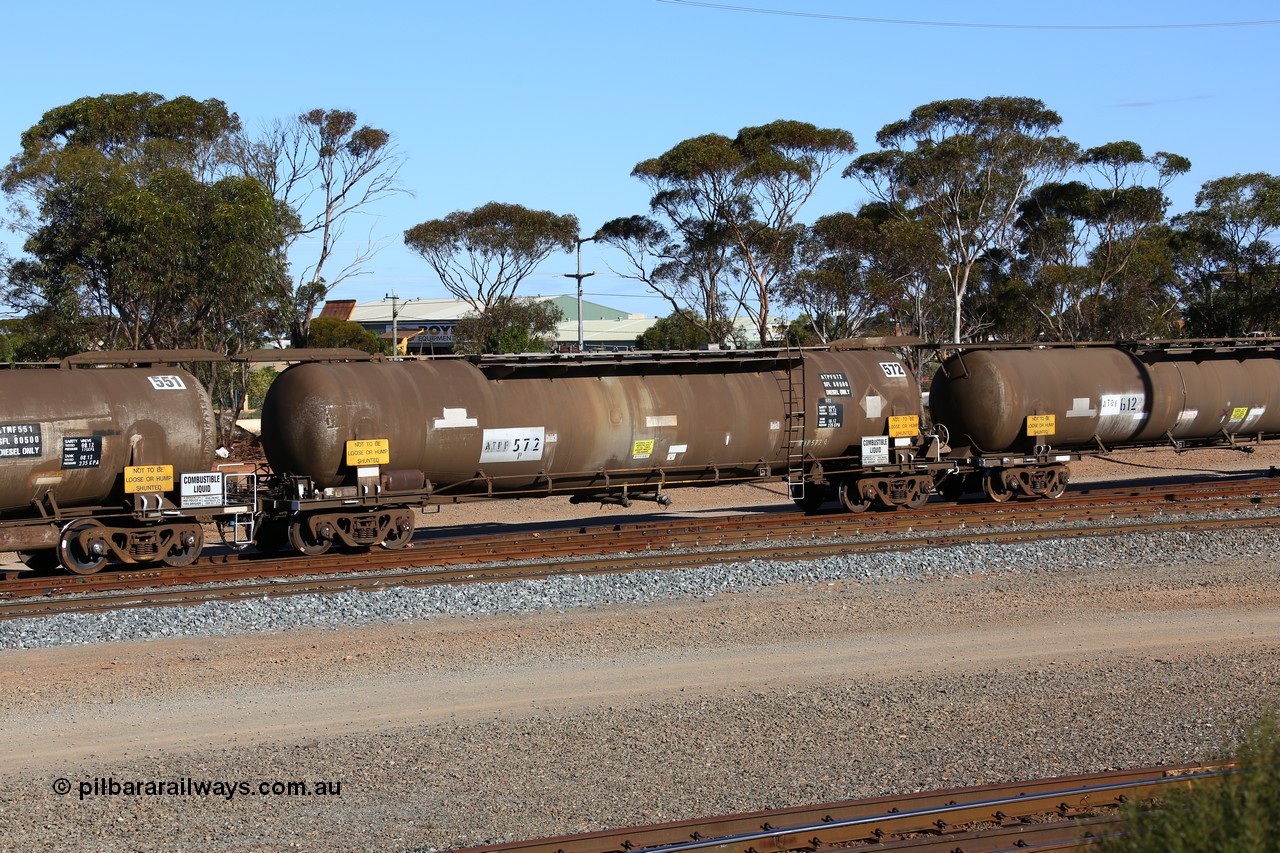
3,473,1279,619
454,763,1232,853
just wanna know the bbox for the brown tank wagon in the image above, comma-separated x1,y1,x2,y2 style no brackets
0,351,256,574
10,337,1278,575
929,339,1280,501
256,343,948,554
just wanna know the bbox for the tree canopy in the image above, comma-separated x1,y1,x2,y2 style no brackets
1,93,291,357
232,108,407,345
404,202,579,318
847,97,1078,342
450,297,564,355
5,90,1280,364
626,120,856,346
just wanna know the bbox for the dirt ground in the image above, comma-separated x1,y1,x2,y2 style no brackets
0,443,1277,850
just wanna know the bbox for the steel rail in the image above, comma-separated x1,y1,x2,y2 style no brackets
2,476,1279,616
4,473,1276,596
452,763,1229,853
3,499,1279,620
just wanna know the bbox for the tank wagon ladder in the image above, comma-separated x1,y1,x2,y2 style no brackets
774,353,808,500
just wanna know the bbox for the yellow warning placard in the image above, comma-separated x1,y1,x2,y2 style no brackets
632,439,655,458
345,439,390,466
888,415,919,438
1026,414,1056,436
124,464,174,494
1231,406,1249,420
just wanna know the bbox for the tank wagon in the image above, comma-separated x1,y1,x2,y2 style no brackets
0,351,257,574
8,337,1279,575
929,339,1280,501
254,341,950,554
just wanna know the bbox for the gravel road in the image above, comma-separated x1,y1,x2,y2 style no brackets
0,447,1276,851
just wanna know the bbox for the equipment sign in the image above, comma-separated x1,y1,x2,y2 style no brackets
0,423,42,459
345,439,390,466
124,465,174,494
1026,414,1056,436
816,400,843,429
479,427,545,463
146,375,187,390
180,472,225,508
888,415,919,437
861,436,890,465
819,372,852,397
62,436,101,469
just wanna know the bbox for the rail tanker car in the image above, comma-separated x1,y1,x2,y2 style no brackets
253,341,949,554
0,350,256,574
6,338,1278,575
929,339,1280,501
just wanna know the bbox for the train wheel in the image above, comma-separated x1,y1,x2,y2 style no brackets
58,519,109,575
838,480,872,513
381,512,415,550
982,471,1015,503
1042,468,1068,500
903,483,931,509
160,526,204,568
288,517,333,556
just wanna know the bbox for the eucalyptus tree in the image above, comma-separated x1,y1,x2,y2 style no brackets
1,93,291,357
1171,172,1280,336
596,214,740,347
450,297,565,355
404,201,578,327
629,120,856,346
846,97,1078,343
778,213,892,344
232,108,408,345
1017,142,1189,339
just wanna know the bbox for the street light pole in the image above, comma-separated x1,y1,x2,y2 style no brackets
563,237,595,352
385,292,399,357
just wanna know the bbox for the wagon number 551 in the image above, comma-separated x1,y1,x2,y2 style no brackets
147,375,187,390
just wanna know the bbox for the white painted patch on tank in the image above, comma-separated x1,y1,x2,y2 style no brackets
479,427,545,463
433,408,478,428
1100,393,1145,419
1065,397,1096,418
1242,406,1267,430
864,395,882,419
1175,409,1199,429
769,421,781,430
646,415,678,427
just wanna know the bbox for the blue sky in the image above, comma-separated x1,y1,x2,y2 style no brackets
3,1,1279,319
